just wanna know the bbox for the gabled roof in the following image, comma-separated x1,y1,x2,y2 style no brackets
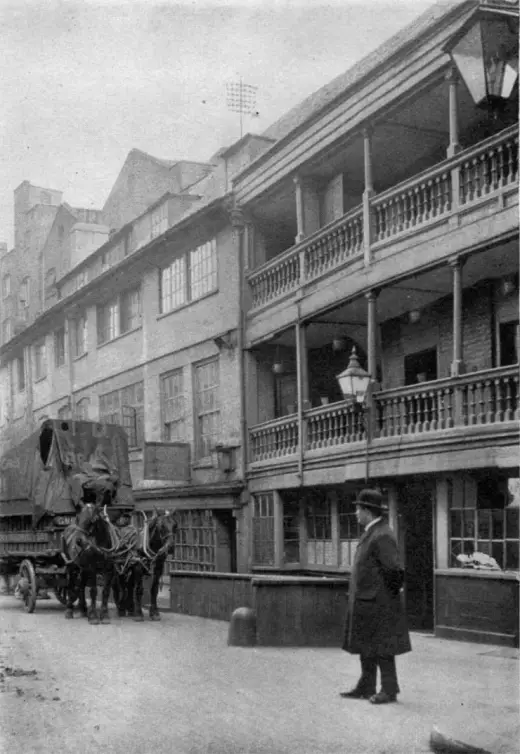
128,148,177,168
263,0,475,144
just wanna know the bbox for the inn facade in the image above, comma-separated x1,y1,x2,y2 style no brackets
0,0,518,646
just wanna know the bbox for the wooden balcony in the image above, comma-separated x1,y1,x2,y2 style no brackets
248,365,519,466
246,126,518,314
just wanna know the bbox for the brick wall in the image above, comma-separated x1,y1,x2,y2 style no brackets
380,280,495,388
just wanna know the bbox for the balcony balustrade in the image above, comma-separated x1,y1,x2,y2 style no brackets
247,126,518,312
248,365,519,463
249,415,299,462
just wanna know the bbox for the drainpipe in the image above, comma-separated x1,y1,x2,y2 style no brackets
66,315,75,418
232,209,248,479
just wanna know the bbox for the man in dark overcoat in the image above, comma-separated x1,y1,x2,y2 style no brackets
341,489,411,704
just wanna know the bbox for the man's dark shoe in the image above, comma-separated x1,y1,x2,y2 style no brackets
339,688,373,699
369,691,397,704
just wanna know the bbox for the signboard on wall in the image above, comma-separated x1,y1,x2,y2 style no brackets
143,442,191,482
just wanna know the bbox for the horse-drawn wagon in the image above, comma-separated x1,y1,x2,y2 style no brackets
0,418,135,613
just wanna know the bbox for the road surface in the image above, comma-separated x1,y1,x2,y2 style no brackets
0,595,518,754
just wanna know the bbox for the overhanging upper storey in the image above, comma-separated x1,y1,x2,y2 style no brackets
233,0,517,215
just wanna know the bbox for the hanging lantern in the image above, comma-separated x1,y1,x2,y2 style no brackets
336,347,371,405
445,5,519,110
332,337,347,352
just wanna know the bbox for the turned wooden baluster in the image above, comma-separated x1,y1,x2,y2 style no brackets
482,151,491,194
485,379,495,424
428,391,436,431
497,143,505,188
514,374,520,421
477,381,486,424
493,378,504,422
504,376,513,421
467,383,477,425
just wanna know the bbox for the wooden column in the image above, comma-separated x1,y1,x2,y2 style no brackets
363,128,374,266
365,289,378,379
450,257,465,376
446,68,460,159
294,175,305,244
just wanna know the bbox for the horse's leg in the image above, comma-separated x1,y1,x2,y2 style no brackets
132,564,144,622
87,570,99,624
113,573,124,616
78,570,88,617
149,559,163,621
64,567,75,619
99,564,112,624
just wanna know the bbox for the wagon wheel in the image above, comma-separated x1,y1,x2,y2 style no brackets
19,560,37,614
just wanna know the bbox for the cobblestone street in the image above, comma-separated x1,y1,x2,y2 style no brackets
0,595,518,754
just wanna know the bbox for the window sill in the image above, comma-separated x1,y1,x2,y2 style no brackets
157,289,219,320
96,325,142,350
435,568,520,580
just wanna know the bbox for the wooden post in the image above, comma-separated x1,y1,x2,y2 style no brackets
363,128,375,266
295,319,305,481
446,69,460,159
450,257,465,377
365,289,378,380
294,175,305,244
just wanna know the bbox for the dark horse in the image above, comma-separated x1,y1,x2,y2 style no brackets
61,502,118,624
113,509,177,621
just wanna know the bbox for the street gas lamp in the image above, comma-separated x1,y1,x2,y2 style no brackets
445,1,519,110
336,347,371,407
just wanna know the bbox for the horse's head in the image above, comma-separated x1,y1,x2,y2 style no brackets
149,507,178,552
76,502,102,533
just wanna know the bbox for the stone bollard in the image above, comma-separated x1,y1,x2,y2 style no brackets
228,607,256,646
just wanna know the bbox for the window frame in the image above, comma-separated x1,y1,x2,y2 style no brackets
159,238,217,315
96,286,141,346
448,474,520,572
53,326,66,368
161,368,186,442
2,318,12,344
99,382,144,448
71,314,87,359
33,339,47,381
193,357,220,460
16,354,25,393
2,274,11,299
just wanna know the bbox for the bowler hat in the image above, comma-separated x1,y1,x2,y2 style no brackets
355,489,386,512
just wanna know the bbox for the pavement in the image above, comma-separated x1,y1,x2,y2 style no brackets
0,593,518,754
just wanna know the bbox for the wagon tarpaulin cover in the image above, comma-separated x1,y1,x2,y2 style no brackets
0,419,134,525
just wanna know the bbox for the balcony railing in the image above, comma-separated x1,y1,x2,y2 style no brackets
376,366,519,437
246,126,518,312
249,415,299,462
248,365,519,463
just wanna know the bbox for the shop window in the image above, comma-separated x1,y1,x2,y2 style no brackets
251,492,275,566
170,509,216,572
306,490,334,566
282,490,300,564
449,475,520,571
499,320,519,366
404,348,437,385
339,489,362,568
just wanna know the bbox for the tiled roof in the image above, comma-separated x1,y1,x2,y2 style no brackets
263,0,475,143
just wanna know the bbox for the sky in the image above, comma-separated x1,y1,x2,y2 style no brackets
0,0,436,248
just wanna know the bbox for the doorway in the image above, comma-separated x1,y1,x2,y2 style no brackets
399,480,435,631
